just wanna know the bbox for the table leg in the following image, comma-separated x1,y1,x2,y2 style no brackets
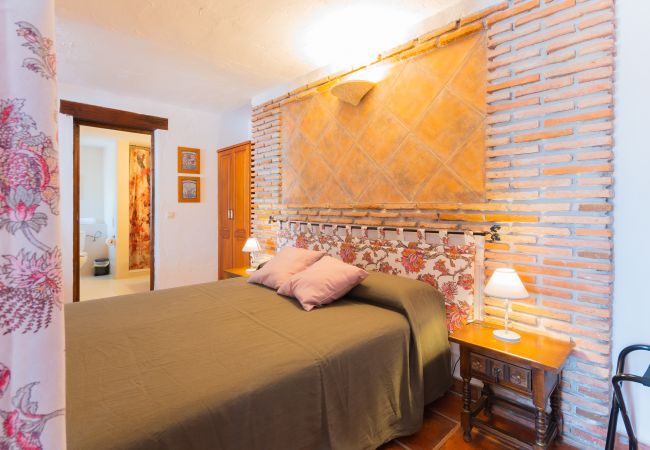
532,368,549,450
482,383,493,419
535,406,547,450
551,384,563,439
462,377,472,442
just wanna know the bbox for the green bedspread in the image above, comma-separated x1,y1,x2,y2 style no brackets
65,273,451,450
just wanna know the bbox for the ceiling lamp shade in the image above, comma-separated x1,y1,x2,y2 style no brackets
330,79,376,106
484,268,528,300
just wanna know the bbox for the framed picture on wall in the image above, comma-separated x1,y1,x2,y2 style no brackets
178,176,201,203
178,147,201,174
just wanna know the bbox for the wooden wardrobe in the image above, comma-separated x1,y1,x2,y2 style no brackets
217,141,251,279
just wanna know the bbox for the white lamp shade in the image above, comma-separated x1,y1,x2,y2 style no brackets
242,237,262,253
484,268,528,300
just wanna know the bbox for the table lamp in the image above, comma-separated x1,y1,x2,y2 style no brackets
242,237,262,272
484,268,529,343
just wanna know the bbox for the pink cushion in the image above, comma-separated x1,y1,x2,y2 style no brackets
277,256,369,311
247,246,325,289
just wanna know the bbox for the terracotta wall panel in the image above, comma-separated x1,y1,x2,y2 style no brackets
281,32,487,205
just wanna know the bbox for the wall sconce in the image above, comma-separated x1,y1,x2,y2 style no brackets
331,79,376,106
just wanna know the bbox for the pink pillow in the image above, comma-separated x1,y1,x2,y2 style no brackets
277,256,369,311
247,246,325,289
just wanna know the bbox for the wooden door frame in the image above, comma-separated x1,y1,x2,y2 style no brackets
61,100,168,302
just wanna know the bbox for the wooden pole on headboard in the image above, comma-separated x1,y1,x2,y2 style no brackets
268,217,501,242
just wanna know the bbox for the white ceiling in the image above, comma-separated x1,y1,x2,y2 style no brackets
55,0,491,111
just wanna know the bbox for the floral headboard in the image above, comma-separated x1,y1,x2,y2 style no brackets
277,223,485,332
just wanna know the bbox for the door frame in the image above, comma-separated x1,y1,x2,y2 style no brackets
60,100,168,302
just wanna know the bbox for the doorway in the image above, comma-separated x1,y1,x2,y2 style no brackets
60,100,168,302
78,126,152,301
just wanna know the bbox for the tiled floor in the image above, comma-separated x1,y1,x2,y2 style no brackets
80,273,150,301
381,390,579,450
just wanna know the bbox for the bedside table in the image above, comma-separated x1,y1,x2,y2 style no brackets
223,267,253,278
449,322,574,450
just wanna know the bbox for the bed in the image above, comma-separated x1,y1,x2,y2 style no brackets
65,272,452,450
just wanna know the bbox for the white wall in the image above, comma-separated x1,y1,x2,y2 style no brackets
79,145,105,223
59,83,251,301
78,144,109,276
102,140,117,269
613,0,650,444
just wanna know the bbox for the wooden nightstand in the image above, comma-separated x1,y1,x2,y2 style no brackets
223,267,253,278
449,322,574,450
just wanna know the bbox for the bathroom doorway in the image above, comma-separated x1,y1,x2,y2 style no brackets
61,100,168,302
78,126,151,301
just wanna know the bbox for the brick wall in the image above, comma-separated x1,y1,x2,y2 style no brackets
250,1,615,447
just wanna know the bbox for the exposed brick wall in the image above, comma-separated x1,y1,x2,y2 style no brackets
251,1,614,447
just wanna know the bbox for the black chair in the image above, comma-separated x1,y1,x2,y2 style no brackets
605,344,650,450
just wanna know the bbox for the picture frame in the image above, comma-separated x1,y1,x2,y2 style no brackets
178,176,201,203
177,147,201,174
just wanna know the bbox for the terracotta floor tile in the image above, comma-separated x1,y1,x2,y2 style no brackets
379,387,581,449
378,441,407,450
437,429,505,450
396,408,457,450
426,391,463,422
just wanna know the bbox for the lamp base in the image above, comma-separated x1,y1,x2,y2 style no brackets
493,329,521,343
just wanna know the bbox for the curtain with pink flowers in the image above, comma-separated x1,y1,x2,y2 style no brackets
0,1,65,448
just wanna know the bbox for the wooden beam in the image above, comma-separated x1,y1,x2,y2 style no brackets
72,120,80,302
60,100,168,131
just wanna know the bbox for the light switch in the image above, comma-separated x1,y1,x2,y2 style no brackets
167,211,176,219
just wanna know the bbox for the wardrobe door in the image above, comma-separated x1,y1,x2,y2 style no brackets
231,142,251,269
217,149,233,280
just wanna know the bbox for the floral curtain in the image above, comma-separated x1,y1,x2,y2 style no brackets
0,1,65,448
128,144,151,270
278,224,483,332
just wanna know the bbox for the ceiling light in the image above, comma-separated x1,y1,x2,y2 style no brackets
301,4,418,69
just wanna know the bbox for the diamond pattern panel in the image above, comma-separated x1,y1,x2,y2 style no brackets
281,32,486,205
360,108,409,165
318,122,354,170
416,89,483,161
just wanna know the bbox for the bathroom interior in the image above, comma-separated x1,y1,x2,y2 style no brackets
79,125,152,301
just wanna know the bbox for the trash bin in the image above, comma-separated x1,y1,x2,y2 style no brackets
94,258,110,276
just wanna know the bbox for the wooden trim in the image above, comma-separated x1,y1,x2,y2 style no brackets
150,134,156,291
178,176,201,203
177,147,201,174
72,120,80,302
61,100,168,131
75,119,154,136
217,141,251,153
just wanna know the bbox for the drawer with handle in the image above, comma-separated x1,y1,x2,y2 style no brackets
470,353,489,376
469,352,532,392
505,364,531,391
